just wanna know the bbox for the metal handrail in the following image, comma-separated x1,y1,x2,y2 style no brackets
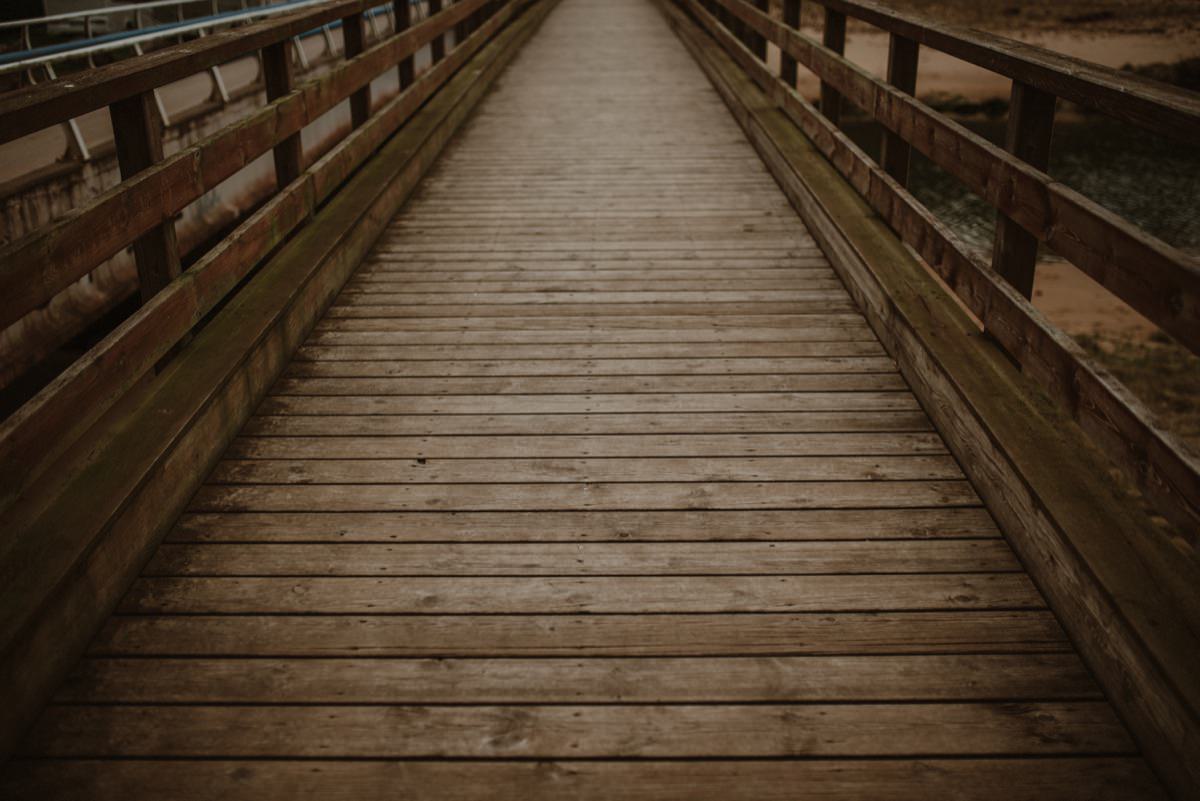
0,0,340,75
0,0,232,31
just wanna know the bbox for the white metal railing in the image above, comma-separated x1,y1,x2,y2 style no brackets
2,1,429,167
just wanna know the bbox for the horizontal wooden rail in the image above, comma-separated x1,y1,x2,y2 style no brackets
659,3,1199,798
0,0,556,759
716,0,1200,356
0,0,375,146
0,0,489,335
686,0,1200,541
819,0,1200,143
0,0,509,509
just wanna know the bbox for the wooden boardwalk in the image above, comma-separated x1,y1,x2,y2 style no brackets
3,0,1168,797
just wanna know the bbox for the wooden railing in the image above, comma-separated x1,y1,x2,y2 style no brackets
685,0,1200,534
0,0,512,509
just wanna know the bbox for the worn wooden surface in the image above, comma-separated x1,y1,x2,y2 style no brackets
697,0,1200,537
0,0,1168,797
656,0,1191,797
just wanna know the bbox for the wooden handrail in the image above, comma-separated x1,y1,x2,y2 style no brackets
0,0,518,509
688,0,1200,535
0,0,489,334
820,0,1200,142
717,0,1200,355
0,0,372,145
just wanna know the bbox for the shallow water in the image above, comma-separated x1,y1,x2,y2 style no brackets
841,115,1200,258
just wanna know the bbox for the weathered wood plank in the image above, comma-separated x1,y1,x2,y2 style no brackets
88,610,1071,657
222,432,949,459
23,702,1129,758
205,455,964,484
117,573,1036,614
57,654,1095,703
240,410,938,436
167,507,996,543
0,758,1169,801
255,391,920,416
144,540,1015,576
268,373,905,394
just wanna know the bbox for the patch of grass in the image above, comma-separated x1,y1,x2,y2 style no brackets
1076,332,1200,552
1076,332,1200,455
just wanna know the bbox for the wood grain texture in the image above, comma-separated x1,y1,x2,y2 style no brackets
0,0,1165,796
0,759,1170,801
653,1,1184,795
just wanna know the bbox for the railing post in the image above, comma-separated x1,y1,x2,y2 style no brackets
780,0,801,87
342,10,370,127
991,81,1056,298
394,0,414,89
820,7,846,126
748,0,768,60
109,92,182,303
430,0,446,64
262,40,303,187
455,0,470,48
880,33,918,185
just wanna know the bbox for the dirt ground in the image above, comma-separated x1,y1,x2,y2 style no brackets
807,0,1200,36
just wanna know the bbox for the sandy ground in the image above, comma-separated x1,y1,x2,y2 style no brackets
1033,260,1159,339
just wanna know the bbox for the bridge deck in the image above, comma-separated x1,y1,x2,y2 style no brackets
5,0,1166,797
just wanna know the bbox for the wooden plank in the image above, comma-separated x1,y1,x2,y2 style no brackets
187,480,982,513
222,432,950,459
324,301,861,317
108,91,182,304
0,758,1170,801
205,455,964,484
116,573,1035,614
87,610,1072,657
295,341,887,359
167,507,997,543
144,540,1015,576
284,356,895,377
56,654,1095,703
240,410,938,436
267,374,905,394
255,392,920,416
22,702,1129,758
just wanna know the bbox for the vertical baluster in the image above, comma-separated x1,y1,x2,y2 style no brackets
342,11,370,127
394,0,414,89
991,81,1056,299
820,7,845,125
262,41,303,187
109,92,182,303
880,33,918,185
748,0,767,60
455,0,470,49
780,0,801,87
430,0,446,63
